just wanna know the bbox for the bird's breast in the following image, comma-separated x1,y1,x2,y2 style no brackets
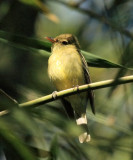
48,51,85,90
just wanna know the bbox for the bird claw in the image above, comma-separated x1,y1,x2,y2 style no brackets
73,85,79,91
52,91,58,99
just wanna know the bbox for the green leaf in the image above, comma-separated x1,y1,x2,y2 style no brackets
49,135,58,160
81,50,132,69
0,120,37,160
108,40,133,96
0,30,51,51
26,145,50,158
0,30,132,70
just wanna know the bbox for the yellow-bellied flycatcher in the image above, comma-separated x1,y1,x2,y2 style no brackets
46,34,95,143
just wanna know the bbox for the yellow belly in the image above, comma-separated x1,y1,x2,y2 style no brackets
48,50,85,91
48,48,88,114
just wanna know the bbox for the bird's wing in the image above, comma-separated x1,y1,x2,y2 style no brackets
80,53,95,114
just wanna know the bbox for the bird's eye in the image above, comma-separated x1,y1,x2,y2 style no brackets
62,41,68,45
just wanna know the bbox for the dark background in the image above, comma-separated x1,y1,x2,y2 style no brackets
0,0,133,160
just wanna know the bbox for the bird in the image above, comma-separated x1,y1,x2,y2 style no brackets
46,34,95,143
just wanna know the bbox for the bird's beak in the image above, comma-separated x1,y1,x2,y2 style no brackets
45,37,56,43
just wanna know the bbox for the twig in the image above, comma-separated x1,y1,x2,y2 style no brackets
0,110,9,116
19,75,133,108
0,75,133,117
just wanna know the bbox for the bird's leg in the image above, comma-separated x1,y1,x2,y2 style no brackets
73,85,79,92
52,91,58,99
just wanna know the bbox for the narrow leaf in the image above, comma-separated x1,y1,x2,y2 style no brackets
82,51,133,69
0,30,133,70
49,135,58,160
0,30,51,51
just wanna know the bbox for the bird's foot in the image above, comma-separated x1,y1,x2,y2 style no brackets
73,85,79,92
52,91,58,99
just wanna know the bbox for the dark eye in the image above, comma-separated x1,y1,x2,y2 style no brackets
62,41,68,45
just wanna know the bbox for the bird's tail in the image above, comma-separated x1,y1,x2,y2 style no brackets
76,114,90,143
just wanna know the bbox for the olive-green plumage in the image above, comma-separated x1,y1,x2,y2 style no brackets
47,34,95,143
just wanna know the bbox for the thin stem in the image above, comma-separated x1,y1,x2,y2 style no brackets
19,75,133,108
0,75,133,117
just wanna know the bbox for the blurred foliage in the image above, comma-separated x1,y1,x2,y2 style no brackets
0,0,133,160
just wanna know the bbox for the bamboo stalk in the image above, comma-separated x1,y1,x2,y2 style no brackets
19,75,133,108
0,75,133,117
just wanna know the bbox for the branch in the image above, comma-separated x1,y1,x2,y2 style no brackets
19,75,133,108
0,75,133,117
